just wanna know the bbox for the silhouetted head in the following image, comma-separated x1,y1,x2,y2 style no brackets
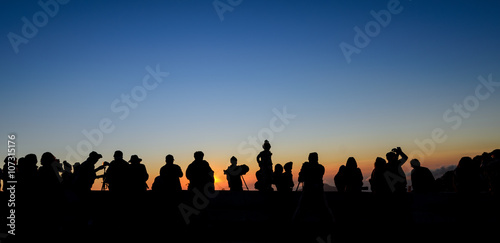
194,151,204,161
275,164,283,174
284,161,293,172
491,149,500,159
4,156,16,164
129,155,142,164
308,152,319,164
410,159,421,168
386,152,397,162
24,153,37,166
346,157,357,169
165,154,174,164
230,156,237,165
262,140,271,151
338,165,346,173
374,157,386,169
458,156,473,169
113,150,123,159
88,151,102,163
41,152,56,167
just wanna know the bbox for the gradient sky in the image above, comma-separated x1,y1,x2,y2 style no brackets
1,0,499,190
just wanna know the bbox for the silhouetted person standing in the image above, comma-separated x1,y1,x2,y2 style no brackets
17,153,38,194
38,152,62,193
255,140,273,191
106,150,130,193
186,151,214,193
410,159,435,193
283,162,294,192
224,156,249,191
73,151,103,194
294,152,333,223
369,157,391,194
385,147,408,193
129,155,149,192
454,156,482,193
344,157,363,193
153,154,183,192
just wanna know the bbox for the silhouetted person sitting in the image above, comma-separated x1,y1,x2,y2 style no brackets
129,155,149,192
224,156,249,191
385,147,408,193
255,140,273,191
454,156,482,193
334,165,346,193
369,157,391,194
283,161,294,191
186,151,214,193
410,159,435,193
73,151,103,194
153,154,183,192
106,150,130,193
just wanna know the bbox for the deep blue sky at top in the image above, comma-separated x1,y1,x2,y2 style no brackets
1,0,499,175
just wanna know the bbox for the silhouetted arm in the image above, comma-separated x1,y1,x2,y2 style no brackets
396,147,408,165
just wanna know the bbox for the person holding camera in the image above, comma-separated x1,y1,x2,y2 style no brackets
385,147,408,193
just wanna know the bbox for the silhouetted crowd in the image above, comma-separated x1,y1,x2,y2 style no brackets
2,143,500,196
1,141,499,242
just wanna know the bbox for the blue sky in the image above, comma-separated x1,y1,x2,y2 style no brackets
1,0,499,189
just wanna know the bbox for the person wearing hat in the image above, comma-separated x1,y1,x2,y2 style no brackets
129,154,149,192
73,151,103,193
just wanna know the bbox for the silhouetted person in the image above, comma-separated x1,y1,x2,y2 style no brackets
334,165,346,193
186,151,214,193
224,156,249,191
255,140,273,191
17,153,38,194
454,156,482,193
273,164,285,191
369,157,391,193
410,159,435,193
484,149,500,194
283,161,294,191
129,155,149,192
106,150,130,193
344,157,363,192
153,154,183,192
294,152,333,223
2,156,16,192
385,147,408,193
38,152,63,193
435,170,456,192
73,151,103,194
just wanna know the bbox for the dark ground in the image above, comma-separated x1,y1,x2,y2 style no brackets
2,191,499,243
